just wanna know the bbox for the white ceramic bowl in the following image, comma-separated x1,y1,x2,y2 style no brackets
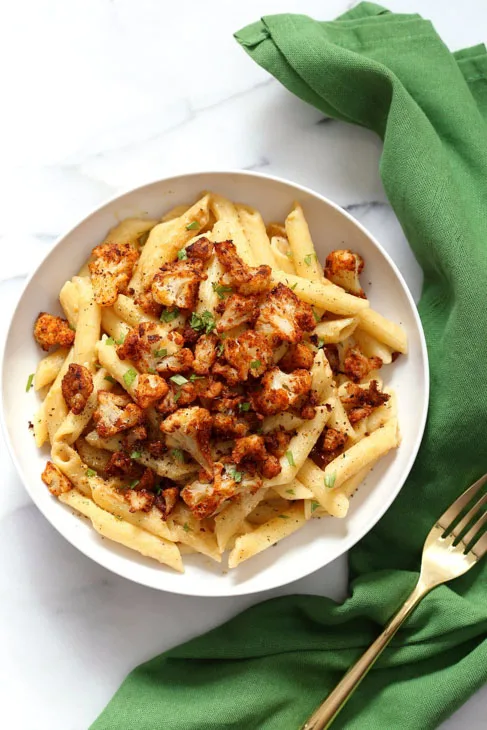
1,171,429,597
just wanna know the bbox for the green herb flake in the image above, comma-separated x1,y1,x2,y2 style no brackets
229,469,243,483
317,337,325,350
304,254,313,266
173,390,181,402
177,248,188,260
160,308,179,323
286,489,296,496
250,360,261,369
291,283,298,290
324,472,337,489
185,221,199,231
190,310,216,334
105,375,117,384
286,450,295,467
130,451,142,459
278,514,290,519
171,448,185,463
123,368,137,388
285,251,292,258
312,309,321,324
115,334,126,345
147,367,157,374
86,469,96,478
183,522,192,532
129,479,140,489
189,374,203,382
311,501,320,513
216,342,224,356
105,337,115,346
239,402,251,412
170,374,188,386
68,323,76,332
25,373,34,392
212,282,233,300
154,348,168,358
94,362,102,370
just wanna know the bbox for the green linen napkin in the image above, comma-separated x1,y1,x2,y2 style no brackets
91,5,487,729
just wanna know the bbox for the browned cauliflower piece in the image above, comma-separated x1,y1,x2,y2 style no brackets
251,367,312,416
61,364,94,415
117,324,192,376
211,361,240,386
216,293,259,333
181,462,262,519
132,372,168,409
154,485,180,519
89,242,139,306
186,236,214,262
214,240,272,295
156,381,197,415
232,434,281,479
264,429,293,459
126,488,155,513
160,406,213,474
255,283,315,344
343,346,383,383
279,342,315,372
34,312,75,351
324,249,365,297
120,425,148,451
341,379,390,423
311,426,348,470
223,331,273,381
151,259,206,310
134,291,163,319
41,461,73,497
193,333,218,375
323,427,348,452
212,413,250,438
105,450,136,477
191,376,223,405
93,391,145,438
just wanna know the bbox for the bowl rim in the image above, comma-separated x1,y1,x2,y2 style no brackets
0,169,429,597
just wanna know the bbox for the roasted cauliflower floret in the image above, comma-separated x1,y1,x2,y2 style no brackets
343,345,382,383
212,413,250,438
154,485,179,519
61,364,93,415
323,427,348,452
151,259,206,310
214,240,272,295
216,293,259,333
279,342,314,372
105,450,136,477
223,331,273,381
324,249,365,298
93,391,144,438
42,461,73,497
120,424,148,451
89,242,139,307
211,361,240,386
34,312,75,351
117,323,191,375
232,434,281,479
126,487,155,513
341,379,390,424
160,406,213,474
255,283,315,344
186,236,214,262
155,381,197,415
181,462,262,519
132,372,168,409
193,333,218,375
134,291,163,319
264,428,293,459
251,367,312,416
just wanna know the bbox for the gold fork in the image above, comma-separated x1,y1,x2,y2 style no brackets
302,473,487,730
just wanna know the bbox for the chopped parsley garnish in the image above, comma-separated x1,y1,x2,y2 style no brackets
189,373,203,382
86,469,96,478
25,373,34,392
183,522,192,532
170,374,188,386
291,283,298,290
129,479,140,489
285,251,292,258
105,375,117,384
190,310,216,334
286,489,296,496
68,323,76,332
212,282,233,299
278,514,290,519
123,368,137,388
228,468,243,483
154,348,168,358
177,248,188,260
286,450,295,467
304,254,313,266
185,221,199,230
250,360,261,369
312,309,321,323
173,390,181,402
239,402,251,412
160,308,179,323
94,362,102,370
317,337,325,349
115,334,126,345
147,367,157,374
311,501,320,513
324,472,337,489
130,451,142,459
216,342,224,356
105,337,115,346
171,448,185,462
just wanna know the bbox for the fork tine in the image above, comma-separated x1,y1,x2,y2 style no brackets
438,473,487,532
450,492,487,541
471,531,487,560
462,510,487,550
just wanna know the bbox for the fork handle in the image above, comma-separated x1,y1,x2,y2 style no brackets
301,580,429,730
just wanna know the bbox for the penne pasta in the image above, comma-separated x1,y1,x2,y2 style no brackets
358,309,408,354
34,348,69,391
236,204,275,267
270,269,370,315
285,202,322,281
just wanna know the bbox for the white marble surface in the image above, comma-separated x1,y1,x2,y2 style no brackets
1,1,486,728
